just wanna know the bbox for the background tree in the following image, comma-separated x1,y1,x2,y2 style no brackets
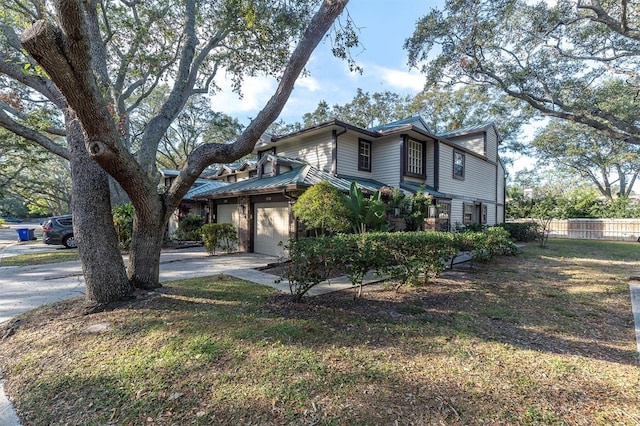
301,89,414,128
532,119,640,200
131,90,244,170
15,0,351,306
405,0,640,145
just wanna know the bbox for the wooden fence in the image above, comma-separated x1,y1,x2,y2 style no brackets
508,219,640,242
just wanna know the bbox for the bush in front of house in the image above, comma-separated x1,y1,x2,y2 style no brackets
201,223,238,255
174,214,204,241
282,236,350,301
284,230,518,300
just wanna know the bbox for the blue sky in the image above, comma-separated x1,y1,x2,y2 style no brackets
210,0,442,125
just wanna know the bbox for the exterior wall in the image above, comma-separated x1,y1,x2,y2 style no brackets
426,142,436,188
449,133,486,156
336,133,365,177
438,143,497,202
497,161,506,223
277,134,333,172
372,137,402,186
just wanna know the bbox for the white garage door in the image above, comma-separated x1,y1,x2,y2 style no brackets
254,202,290,257
216,204,238,251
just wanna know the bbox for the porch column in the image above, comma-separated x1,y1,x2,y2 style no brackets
237,196,251,252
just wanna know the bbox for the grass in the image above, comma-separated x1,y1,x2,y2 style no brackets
0,250,79,267
0,238,639,425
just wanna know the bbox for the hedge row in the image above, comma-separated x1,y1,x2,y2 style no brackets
283,227,519,301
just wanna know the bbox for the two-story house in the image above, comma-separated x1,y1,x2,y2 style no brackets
187,116,506,257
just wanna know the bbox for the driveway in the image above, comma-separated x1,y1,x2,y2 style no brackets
0,224,281,324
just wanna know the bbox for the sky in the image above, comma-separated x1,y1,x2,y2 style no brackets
210,0,440,125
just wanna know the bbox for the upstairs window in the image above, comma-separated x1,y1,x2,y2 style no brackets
453,150,465,180
406,138,425,177
358,139,372,172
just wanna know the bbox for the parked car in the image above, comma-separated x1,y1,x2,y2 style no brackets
1,216,23,223
42,215,76,248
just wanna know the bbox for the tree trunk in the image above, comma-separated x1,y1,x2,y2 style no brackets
66,112,132,304
127,207,166,289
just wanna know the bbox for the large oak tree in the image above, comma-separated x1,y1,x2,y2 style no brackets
0,0,350,306
405,0,640,145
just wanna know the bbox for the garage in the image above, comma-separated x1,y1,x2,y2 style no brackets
216,203,239,251
253,201,290,257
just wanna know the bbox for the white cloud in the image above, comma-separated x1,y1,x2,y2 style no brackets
209,72,277,118
369,64,425,92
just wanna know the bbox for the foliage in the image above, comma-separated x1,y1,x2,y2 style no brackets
282,236,350,302
301,89,415,129
532,119,640,200
497,222,538,242
174,215,204,242
292,181,352,235
405,0,640,144
282,230,518,299
112,203,134,250
345,182,389,234
403,188,431,232
201,223,238,255
0,197,28,218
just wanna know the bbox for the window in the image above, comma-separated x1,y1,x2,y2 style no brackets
453,150,465,180
358,139,372,172
482,204,488,224
406,138,425,177
463,202,474,224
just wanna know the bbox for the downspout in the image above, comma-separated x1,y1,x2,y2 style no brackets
331,126,348,176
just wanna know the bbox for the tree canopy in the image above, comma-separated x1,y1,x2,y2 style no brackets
405,0,640,145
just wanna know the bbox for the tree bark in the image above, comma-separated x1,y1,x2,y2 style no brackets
66,111,131,304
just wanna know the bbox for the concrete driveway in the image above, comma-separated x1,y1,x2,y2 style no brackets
0,223,281,324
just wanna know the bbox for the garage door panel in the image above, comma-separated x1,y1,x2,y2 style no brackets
254,202,289,257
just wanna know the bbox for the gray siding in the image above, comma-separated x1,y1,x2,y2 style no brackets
337,133,365,177
277,134,333,172
372,137,401,186
438,143,496,202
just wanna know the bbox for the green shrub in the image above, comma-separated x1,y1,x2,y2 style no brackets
201,223,238,255
281,230,520,300
174,214,204,241
282,236,350,301
497,222,538,242
293,181,352,235
112,203,134,249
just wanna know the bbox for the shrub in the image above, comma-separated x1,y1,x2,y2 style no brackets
497,222,538,242
174,214,204,241
282,230,514,300
201,223,238,255
293,181,352,235
112,203,134,249
282,236,350,302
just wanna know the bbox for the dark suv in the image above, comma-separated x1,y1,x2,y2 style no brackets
42,215,76,248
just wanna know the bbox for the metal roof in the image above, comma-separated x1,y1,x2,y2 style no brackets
190,164,388,199
369,116,432,133
184,180,229,199
400,181,449,199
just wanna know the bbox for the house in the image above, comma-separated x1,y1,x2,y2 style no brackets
188,117,506,257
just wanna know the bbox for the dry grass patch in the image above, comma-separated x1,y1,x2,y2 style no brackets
0,239,639,425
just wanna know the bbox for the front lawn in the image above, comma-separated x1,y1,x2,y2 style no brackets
0,239,638,425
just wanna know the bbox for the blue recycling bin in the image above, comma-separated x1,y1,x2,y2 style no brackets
17,228,30,241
